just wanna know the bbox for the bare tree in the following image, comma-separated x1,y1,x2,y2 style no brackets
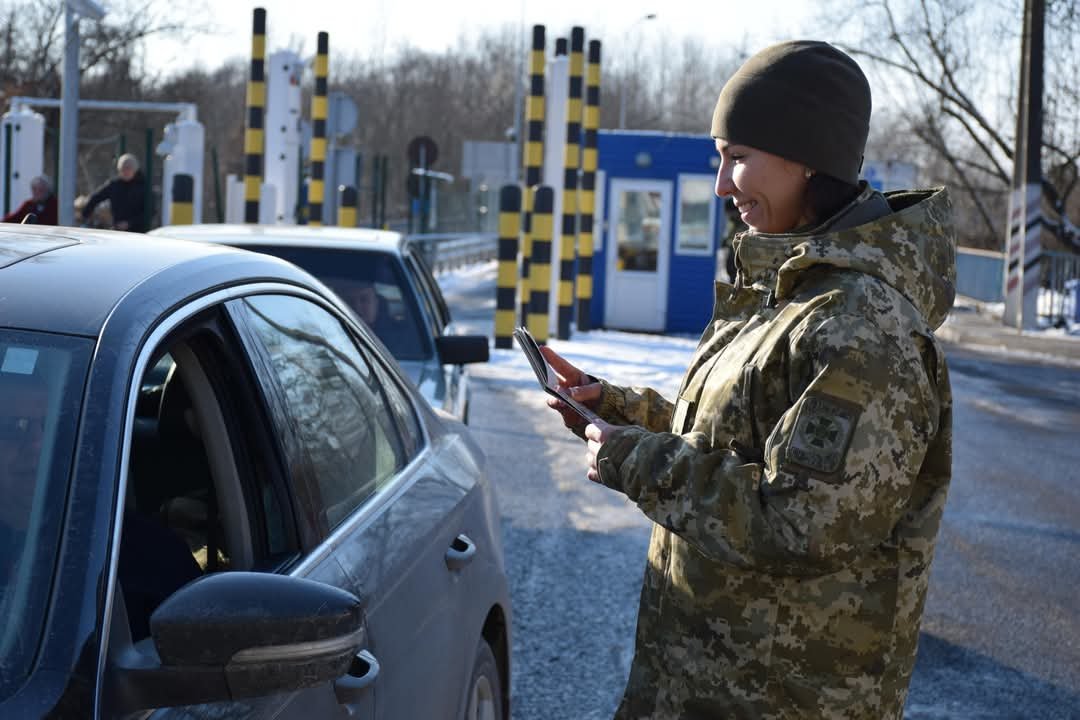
821,0,1080,250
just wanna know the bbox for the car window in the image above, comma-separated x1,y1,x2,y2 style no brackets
238,294,408,531
367,350,424,459
0,330,92,701
120,312,303,650
403,249,448,333
239,245,432,361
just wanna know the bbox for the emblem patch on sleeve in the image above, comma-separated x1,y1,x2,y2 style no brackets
786,394,860,475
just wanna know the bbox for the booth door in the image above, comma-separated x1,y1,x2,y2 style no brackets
604,179,672,332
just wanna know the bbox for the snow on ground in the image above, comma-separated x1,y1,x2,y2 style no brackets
438,260,1079,397
438,260,696,399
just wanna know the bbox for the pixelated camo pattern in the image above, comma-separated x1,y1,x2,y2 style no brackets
594,187,956,719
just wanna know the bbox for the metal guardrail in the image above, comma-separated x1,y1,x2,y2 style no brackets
407,232,498,273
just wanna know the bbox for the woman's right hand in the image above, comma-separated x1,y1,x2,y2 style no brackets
539,346,602,435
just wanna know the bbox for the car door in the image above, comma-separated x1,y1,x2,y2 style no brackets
228,292,480,719
103,300,374,720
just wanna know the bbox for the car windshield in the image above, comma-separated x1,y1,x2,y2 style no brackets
243,245,431,361
0,330,91,700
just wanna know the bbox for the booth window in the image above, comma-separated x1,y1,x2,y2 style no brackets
675,175,716,256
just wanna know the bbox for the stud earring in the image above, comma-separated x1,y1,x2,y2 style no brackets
805,168,814,179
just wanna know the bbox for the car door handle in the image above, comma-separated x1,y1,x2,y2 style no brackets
333,649,380,705
445,533,476,571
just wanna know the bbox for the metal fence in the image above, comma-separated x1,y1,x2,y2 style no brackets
1040,250,1080,327
955,247,1080,326
408,232,498,273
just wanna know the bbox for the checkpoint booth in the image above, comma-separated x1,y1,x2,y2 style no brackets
588,130,726,334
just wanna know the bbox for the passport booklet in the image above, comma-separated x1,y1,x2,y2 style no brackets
512,326,601,424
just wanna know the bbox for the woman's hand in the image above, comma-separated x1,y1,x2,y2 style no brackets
540,346,602,435
584,420,617,482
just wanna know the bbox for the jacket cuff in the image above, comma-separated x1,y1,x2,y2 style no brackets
596,379,626,422
596,425,646,495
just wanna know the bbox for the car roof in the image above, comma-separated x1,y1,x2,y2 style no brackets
150,224,408,256
0,224,315,337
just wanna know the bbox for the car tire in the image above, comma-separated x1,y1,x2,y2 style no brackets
464,639,502,720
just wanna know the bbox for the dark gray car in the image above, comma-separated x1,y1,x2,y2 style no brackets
149,225,490,423
0,225,509,719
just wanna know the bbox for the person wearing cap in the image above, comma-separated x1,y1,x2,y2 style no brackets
80,153,148,232
541,40,956,718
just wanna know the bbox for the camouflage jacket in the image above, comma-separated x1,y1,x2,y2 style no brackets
594,185,956,719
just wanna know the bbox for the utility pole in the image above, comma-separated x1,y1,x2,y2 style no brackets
1003,0,1045,329
59,0,106,226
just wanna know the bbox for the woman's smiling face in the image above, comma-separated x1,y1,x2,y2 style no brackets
713,139,812,233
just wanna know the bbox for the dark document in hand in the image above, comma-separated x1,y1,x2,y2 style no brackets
513,326,601,424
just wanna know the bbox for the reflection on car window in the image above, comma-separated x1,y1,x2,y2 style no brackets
242,245,430,361
368,355,423,459
0,331,91,701
241,295,406,530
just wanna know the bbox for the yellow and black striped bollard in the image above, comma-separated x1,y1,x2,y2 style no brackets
556,27,585,339
495,185,522,349
338,184,357,227
307,31,329,227
519,24,546,327
243,7,267,223
575,39,601,331
170,173,194,225
528,185,554,344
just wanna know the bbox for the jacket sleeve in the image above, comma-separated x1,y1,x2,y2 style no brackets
595,312,940,576
2,199,33,223
594,379,674,432
81,179,114,219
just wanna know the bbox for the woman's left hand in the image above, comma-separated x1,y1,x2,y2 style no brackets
584,419,617,483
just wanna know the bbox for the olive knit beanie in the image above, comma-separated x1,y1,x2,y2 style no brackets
710,41,871,185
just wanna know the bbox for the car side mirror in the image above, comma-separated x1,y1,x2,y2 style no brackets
107,572,365,713
435,334,490,365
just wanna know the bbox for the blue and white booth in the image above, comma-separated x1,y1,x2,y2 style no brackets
589,131,726,334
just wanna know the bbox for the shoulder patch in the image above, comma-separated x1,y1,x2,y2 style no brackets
786,394,860,476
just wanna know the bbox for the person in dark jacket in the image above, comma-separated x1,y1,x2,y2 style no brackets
2,175,58,225
80,153,148,232
543,40,956,719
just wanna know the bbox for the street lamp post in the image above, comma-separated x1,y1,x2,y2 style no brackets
617,12,657,130
59,0,106,226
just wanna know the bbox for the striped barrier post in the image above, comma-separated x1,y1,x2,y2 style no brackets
170,173,194,225
307,31,329,227
495,185,522,349
528,185,555,344
556,27,585,339
519,24,547,327
338,184,357,227
575,39,601,332
243,7,267,223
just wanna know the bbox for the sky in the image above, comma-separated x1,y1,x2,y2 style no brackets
144,0,822,73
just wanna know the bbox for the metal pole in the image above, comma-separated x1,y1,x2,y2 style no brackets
58,3,79,226
211,145,224,222
1003,0,1046,329
3,124,12,216
618,81,626,130
144,127,154,230
379,154,388,228
244,8,267,224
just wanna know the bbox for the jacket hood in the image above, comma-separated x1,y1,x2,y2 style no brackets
733,184,957,329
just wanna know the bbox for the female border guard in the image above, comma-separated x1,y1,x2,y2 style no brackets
543,41,956,719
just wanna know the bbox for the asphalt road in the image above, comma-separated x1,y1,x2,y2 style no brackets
442,269,1080,719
